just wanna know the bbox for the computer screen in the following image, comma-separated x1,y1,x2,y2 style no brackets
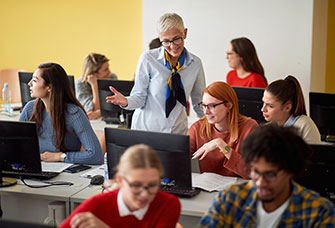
97,79,134,127
294,144,335,204
18,72,75,109
0,120,41,187
232,86,265,123
105,128,192,190
0,219,55,228
309,92,335,142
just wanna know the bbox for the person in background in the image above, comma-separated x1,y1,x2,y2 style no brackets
76,53,118,120
59,144,181,228
149,37,161,49
262,75,321,144
19,63,103,165
187,81,258,179
198,124,334,227
106,13,205,134
226,37,267,88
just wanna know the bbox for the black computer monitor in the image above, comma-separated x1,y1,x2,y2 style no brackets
0,120,41,187
105,128,192,190
309,92,335,142
18,72,75,109
232,86,266,123
98,79,134,127
0,219,55,228
294,144,335,204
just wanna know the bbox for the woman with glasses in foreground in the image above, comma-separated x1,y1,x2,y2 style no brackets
187,81,258,179
59,144,181,228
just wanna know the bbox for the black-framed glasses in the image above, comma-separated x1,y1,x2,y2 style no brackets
160,37,183,47
199,101,228,111
250,169,282,183
122,176,160,195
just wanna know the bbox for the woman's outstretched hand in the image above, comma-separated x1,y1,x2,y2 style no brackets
106,86,128,107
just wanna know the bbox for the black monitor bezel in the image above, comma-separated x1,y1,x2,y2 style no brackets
97,79,134,124
232,86,266,123
0,120,41,174
309,92,335,139
105,128,192,190
294,144,335,203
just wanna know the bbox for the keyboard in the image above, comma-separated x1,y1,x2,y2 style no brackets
3,170,59,180
160,186,201,198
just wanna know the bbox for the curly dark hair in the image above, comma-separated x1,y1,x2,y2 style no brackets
241,124,311,177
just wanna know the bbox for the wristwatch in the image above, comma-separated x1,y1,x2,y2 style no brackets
221,145,231,155
60,153,67,162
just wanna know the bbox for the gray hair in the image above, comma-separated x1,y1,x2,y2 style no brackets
157,13,185,34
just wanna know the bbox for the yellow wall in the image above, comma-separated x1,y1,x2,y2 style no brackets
326,0,335,92
0,0,142,80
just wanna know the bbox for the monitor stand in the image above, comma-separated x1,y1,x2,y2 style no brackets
0,165,17,187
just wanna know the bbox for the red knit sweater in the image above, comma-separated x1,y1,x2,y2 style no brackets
187,118,258,179
59,190,180,228
226,70,267,88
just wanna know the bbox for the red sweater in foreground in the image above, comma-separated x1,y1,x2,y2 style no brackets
226,70,267,88
187,118,257,179
59,190,180,228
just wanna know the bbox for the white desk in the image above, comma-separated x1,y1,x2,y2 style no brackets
0,111,20,121
0,171,91,224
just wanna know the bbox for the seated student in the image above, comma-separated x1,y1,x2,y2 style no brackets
76,53,117,120
59,144,181,228
226,37,267,88
19,63,103,165
187,81,258,179
262,75,321,144
198,124,335,227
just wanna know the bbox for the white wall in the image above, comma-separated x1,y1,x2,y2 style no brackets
142,0,314,105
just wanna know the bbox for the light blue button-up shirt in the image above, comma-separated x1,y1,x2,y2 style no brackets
124,47,205,134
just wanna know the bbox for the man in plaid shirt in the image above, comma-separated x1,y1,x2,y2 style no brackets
198,124,335,228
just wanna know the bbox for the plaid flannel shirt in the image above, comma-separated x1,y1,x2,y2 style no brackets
198,181,335,228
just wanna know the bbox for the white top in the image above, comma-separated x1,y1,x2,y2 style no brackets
124,47,205,134
256,198,290,228
294,115,321,144
117,190,149,220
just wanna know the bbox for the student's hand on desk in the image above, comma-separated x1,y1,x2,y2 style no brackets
40,152,63,162
106,86,128,107
87,109,101,120
192,138,227,160
70,212,109,228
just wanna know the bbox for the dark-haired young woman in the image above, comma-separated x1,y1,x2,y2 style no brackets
19,63,103,164
226,37,267,88
262,75,321,144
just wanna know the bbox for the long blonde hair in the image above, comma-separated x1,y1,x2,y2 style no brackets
200,81,248,144
81,53,109,82
117,144,164,177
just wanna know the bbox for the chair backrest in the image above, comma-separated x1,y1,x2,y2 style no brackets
0,69,28,103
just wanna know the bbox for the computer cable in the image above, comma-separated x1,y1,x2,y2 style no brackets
20,176,73,188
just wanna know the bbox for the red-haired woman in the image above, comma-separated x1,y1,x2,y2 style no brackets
187,81,258,179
